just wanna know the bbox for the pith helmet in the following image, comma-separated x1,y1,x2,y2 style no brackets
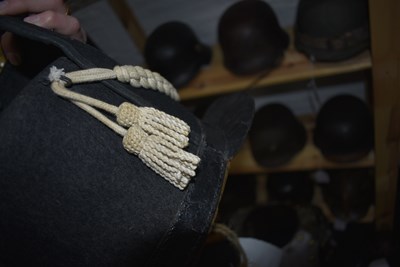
144,21,212,88
249,103,307,167
314,94,374,162
218,0,289,75
294,0,370,61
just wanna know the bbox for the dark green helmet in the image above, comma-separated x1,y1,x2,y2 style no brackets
249,103,307,167
314,94,374,162
218,0,289,75
321,168,375,222
267,171,314,205
144,21,212,88
294,0,370,61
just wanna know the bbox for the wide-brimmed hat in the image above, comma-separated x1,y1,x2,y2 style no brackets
0,16,254,267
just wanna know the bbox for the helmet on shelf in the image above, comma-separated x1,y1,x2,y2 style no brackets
294,0,370,61
249,103,307,168
321,168,375,223
314,94,374,162
267,171,315,205
144,21,212,88
218,0,289,75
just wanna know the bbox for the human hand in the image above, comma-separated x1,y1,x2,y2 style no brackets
0,0,87,65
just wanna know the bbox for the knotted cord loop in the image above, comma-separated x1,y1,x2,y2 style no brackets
113,66,180,101
61,65,180,101
48,66,199,190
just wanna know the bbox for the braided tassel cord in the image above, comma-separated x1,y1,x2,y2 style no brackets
48,66,199,190
123,126,200,190
116,102,189,148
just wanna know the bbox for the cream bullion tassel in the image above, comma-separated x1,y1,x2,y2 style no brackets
123,126,200,190
48,66,200,190
116,102,189,148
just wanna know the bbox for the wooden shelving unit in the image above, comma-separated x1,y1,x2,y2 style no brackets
115,0,399,232
178,4,399,231
229,116,375,175
179,43,372,101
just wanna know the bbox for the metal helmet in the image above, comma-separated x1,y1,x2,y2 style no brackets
314,94,374,162
218,0,289,75
294,0,370,61
235,204,300,248
144,21,212,88
321,168,375,222
267,171,315,205
249,103,307,167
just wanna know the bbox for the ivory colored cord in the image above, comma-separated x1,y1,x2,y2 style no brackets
63,65,180,101
50,67,189,148
48,66,200,190
123,127,200,190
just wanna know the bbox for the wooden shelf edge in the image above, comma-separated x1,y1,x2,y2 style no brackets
228,140,375,175
179,47,372,101
228,115,375,175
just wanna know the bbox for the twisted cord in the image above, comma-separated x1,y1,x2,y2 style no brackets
48,66,199,190
114,65,180,101
50,67,189,148
61,66,180,101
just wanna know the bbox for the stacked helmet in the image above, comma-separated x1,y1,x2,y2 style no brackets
144,21,212,88
321,168,375,223
234,205,300,248
249,103,307,167
218,0,289,75
314,94,374,162
267,171,315,205
294,0,370,61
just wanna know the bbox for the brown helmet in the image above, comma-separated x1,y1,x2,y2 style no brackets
314,94,374,162
321,168,375,222
294,0,370,61
144,21,212,88
249,103,307,167
218,0,289,75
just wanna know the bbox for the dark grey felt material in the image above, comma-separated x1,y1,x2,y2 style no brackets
0,16,254,267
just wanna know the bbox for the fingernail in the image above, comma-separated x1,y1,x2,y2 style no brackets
6,52,21,66
24,15,41,24
0,1,9,14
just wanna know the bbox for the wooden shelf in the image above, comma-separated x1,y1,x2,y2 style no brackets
179,45,372,101
228,116,375,175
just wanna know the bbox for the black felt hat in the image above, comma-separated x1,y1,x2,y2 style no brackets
0,16,254,267
144,21,212,89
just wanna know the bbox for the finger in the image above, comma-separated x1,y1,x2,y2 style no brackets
1,32,21,65
0,0,67,16
23,11,87,43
